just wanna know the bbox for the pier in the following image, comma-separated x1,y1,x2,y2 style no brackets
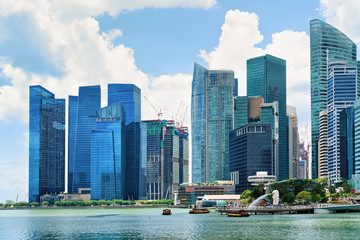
217,204,360,215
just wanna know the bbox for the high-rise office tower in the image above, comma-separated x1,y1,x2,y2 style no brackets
339,106,355,180
108,84,146,200
287,106,299,179
144,120,189,200
90,102,126,200
29,86,65,203
247,54,288,180
310,19,357,179
354,99,360,174
191,63,234,183
68,85,101,194
178,127,190,184
229,123,273,193
327,62,357,184
318,109,329,179
260,102,279,177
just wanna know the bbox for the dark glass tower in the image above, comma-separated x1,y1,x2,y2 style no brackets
29,85,65,203
247,54,288,180
107,84,145,200
68,85,101,194
91,102,126,200
229,123,273,193
191,63,234,183
310,19,357,179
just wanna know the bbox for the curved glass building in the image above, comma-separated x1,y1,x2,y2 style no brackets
310,19,357,179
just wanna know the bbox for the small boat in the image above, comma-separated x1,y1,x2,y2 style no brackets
162,209,172,215
226,209,250,217
189,208,210,214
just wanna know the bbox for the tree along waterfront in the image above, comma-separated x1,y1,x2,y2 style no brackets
240,178,355,205
0,199,174,209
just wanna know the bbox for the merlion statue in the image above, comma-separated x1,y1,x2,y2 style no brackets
272,190,279,205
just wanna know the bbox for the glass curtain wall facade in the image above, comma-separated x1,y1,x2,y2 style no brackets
234,96,248,129
191,63,208,183
327,62,357,184
339,106,355,180
247,55,288,180
229,123,272,193
191,63,234,183
68,85,101,194
310,19,357,179
260,102,279,177
29,86,65,203
91,102,125,200
354,99,360,174
108,84,144,200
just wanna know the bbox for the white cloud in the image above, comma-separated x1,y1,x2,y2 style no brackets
0,0,214,201
199,10,311,125
319,0,360,43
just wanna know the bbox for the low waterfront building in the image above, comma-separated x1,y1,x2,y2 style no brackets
178,182,234,206
247,172,277,187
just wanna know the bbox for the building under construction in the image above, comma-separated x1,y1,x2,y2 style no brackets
142,120,189,200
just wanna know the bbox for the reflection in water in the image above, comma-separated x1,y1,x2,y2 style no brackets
1,208,360,239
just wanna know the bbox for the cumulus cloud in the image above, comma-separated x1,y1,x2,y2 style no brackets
199,10,311,126
319,0,360,43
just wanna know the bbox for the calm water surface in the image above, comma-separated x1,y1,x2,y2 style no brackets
0,208,360,239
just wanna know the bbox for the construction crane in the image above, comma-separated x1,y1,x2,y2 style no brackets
143,96,163,120
180,106,188,127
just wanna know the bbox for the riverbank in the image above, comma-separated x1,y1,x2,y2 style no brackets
0,204,186,210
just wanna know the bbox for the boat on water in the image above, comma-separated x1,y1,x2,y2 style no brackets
189,208,210,214
162,209,172,215
226,209,250,217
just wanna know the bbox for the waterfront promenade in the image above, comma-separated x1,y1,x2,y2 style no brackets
217,204,360,215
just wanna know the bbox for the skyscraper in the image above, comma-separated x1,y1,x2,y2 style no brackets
327,62,357,184
29,86,65,203
247,54,288,180
287,106,299,179
229,123,273,193
310,19,357,179
354,99,360,174
91,102,126,200
318,109,328,179
68,85,101,194
339,106,355,180
144,120,189,200
191,63,234,183
107,84,145,200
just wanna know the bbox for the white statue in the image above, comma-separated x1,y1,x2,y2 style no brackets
272,190,279,205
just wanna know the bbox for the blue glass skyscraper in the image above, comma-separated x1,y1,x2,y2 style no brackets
29,85,65,203
191,63,234,183
68,85,101,194
91,102,125,200
247,54,288,180
327,62,357,184
107,84,145,200
191,63,208,183
310,19,357,179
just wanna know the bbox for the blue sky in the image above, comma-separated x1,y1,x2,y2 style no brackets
0,0,358,203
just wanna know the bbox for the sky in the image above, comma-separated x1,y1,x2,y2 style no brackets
0,0,359,203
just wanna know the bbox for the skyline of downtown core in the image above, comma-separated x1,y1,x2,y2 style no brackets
22,19,360,202
4,0,360,203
